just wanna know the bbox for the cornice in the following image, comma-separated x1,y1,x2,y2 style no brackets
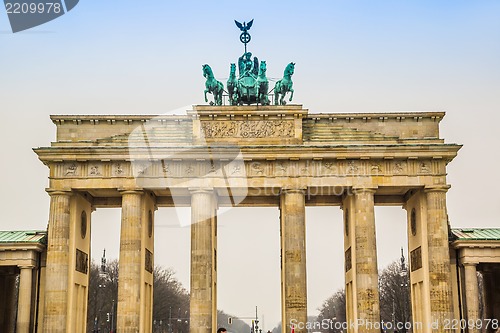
33,143,462,164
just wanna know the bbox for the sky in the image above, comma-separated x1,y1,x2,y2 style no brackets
1,0,500,330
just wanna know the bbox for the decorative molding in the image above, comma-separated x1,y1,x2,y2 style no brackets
51,158,444,180
113,163,126,177
201,120,294,138
65,163,78,176
88,163,102,176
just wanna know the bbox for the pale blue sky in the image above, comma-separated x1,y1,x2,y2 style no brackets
1,1,500,329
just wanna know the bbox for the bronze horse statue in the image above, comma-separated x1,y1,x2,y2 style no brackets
227,63,238,105
202,64,224,106
274,62,295,105
256,61,269,105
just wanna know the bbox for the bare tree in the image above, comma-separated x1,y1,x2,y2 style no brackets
316,289,346,333
87,260,189,333
87,259,118,333
152,266,190,333
378,260,411,332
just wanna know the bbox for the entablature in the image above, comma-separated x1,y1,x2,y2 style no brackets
46,106,452,147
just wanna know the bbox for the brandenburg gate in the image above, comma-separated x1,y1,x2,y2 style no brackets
34,105,461,333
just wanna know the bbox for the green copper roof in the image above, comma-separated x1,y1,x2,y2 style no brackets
451,228,500,241
0,230,47,244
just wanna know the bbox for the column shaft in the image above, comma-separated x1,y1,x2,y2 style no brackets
353,188,380,332
117,191,143,333
17,266,34,333
190,189,216,333
280,189,307,333
425,187,454,330
43,191,71,333
463,264,480,333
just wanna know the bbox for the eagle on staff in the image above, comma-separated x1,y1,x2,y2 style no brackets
235,19,254,53
234,19,254,32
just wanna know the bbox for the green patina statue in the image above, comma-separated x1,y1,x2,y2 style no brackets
202,64,224,106
256,60,269,105
227,63,238,105
274,62,295,105
201,20,296,106
238,52,259,78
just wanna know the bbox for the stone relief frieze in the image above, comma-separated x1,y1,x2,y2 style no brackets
207,161,217,174
201,120,294,138
419,162,431,174
231,164,242,175
300,163,309,175
276,161,287,175
393,161,406,175
161,160,171,176
136,163,147,175
54,159,441,179
65,163,78,176
185,164,195,176
371,163,383,173
250,161,265,176
346,161,359,174
113,163,125,176
89,164,102,176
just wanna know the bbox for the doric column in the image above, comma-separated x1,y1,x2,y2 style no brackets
352,187,380,332
280,188,307,333
17,265,34,333
117,190,144,333
190,189,217,333
43,190,72,333
424,186,454,329
463,263,480,333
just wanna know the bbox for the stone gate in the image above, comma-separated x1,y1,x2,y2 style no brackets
34,105,462,333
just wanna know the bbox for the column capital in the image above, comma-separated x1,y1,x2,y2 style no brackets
118,188,144,195
188,187,215,195
462,262,479,267
424,185,451,193
281,187,307,194
18,265,35,270
352,186,378,194
46,188,72,197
